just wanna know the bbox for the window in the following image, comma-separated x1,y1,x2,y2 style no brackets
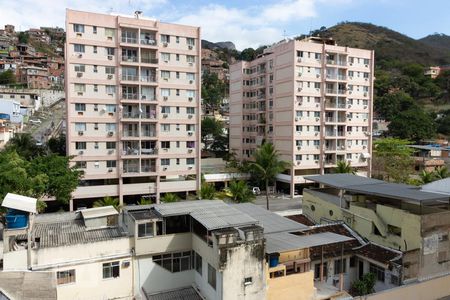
186,107,195,114
161,158,170,166
314,82,321,89
187,141,195,148
106,104,116,113
75,142,86,150
186,37,195,46
186,90,195,99
105,123,116,132
176,72,180,79
364,58,370,65
94,104,98,111
161,141,170,149
74,64,85,72
93,26,97,34
73,24,84,33
176,36,180,43
187,73,195,81
334,258,347,274
57,269,76,285
105,28,115,38
350,256,356,267
187,158,195,165
161,106,170,113
105,66,115,74
369,263,385,282
387,224,401,236
93,46,97,54
161,34,170,43
244,277,253,285
138,222,153,237
161,88,170,97
106,160,116,168
106,85,116,94
74,84,85,93
106,142,116,150
106,47,115,56
74,44,85,53
103,261,120,279
161,70,170,79
75,161,86,169
186,55,195,63
208,264,216,289
186,124,195,131
161,124,170,132
176,54,180,61
161,52,170,62
194,251,202,275
75,103,86,111
314,262,327,279
153,251,192,273
75,123,86,131
176,158,180,165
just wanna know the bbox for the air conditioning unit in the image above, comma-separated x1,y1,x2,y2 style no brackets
163,96,168,101
315,132,319,136
77,53,83,58
78,150,84,155
108,168,113,172
164,60,168,63
349,63,353,66
141,95,147,100
107,55,113,60
76,32,82,37
341,145,345,150
315,117,320,121
163,167,168,171
77,72,83,77
315,160,319,164
188,131,194,136
163,42,168,47
108,149,114,154
188,114,193,119
78,131,84,136
363,145,367,149
295,117,299,121
189,80,193,84
108,131,114,136
189,62,193,66
364,92,368,97
188,97,193,101
297,58,302,62
349,91,352,94
77,92,83,96
188,45,193,50
297,146,301,150
365,78,369,81
348,105,352,108
364,131,371,136
348,145,352,148
107,74,113,79
188,166,193,170
297,88,302,92
163,113,168,118
316,74,320,78
297,161,301,165
188,149,193,153
298,73,302,77
365,64,369,67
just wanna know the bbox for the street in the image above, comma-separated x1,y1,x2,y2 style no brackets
252,194,302,212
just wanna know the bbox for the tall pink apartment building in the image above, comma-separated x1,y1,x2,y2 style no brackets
229,38,374,196
66,9,201,209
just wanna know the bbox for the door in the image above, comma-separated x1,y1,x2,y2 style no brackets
359,260,364,280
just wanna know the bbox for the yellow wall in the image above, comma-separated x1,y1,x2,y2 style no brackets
267,270,315,300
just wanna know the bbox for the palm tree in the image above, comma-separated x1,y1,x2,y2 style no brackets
250,143,289,210
335,160,356,174
93,196,120,210
228,180,254,203
161,193,179,203
138,197,152,205
419,170,435,184
199,183,217,199
434,166,449,179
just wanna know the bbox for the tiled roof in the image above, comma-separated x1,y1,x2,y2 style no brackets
354,243,402,265
286,214,316,226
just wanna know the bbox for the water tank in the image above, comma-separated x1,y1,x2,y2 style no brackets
0,113,10,120
269,255,279,267
5,209,28,229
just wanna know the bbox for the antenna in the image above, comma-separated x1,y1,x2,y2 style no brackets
283,30,287,40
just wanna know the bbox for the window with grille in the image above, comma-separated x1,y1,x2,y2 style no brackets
57,269,76,285
102,261,120,279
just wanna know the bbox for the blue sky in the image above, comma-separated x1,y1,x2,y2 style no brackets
0,0,449,49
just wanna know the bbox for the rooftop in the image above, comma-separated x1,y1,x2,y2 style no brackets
421,178,450,196
305,174,449,204
144,286,202,300
0,271,57,300
80,206,118,219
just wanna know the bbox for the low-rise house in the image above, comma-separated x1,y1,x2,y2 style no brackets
0,99,23,124
17,66,50,89
302,174,450,284
0,90,41,113
409,144,449,171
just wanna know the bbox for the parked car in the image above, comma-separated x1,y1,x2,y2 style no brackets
29,119,42,124
252,187,261,195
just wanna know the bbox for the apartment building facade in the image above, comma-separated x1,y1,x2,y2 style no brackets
229,38,374,196
65,9,201,207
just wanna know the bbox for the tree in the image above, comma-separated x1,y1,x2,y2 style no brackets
350,273,376,296
374,91,416,121
93,196,120,210
239,48,257,61
17,32,29,44
373,138,415,183
228,180,254,203
250,143,289,210
388,106,436,141
5,133,45,160
199,183,217,200
0,69,16,85
47,134,66,156
138,197,152,205
419,170,435,184
201,117,225,150
334,160,355,174
202,72,226,112
434,166,449,179
161,193,179,203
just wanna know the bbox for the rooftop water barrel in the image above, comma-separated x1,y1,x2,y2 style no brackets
269,255,279,267
5,209,28,229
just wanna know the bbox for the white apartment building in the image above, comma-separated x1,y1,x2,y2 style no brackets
65,9,201,208
229,37,374,196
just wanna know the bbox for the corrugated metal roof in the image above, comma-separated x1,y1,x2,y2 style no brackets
265,232,354,253
154,200,258,230
145,287,203,300
232,203,308,234
2,193,37,213
421,178,450,195
80,206,118,219
304,174,383,188
26,219,126,248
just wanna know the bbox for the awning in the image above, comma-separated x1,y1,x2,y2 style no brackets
2,193,37,213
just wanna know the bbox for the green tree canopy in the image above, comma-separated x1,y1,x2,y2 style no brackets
201,117,225,150
47,134,66,156
198,183,217,200
5,133,45,160
334,160,355,174
0,69,16,85
161,193,180,203
388,106,436,141
201,72,226,112
228,180,254,203
250,143,289,210
374,91,416,121
373,138,415,183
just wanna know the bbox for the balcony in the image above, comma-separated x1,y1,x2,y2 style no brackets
141,75,157,83
141,94,156,101
123,166,139,173
141,58,158,64
141,111,157,120
121,36,138,44
338,89,346,95
122,56,138,63
123,131,140,138
123,112,140,119
121,74,139,81
140,38,157,46
141,130,156,138
141,148,158,155
122,93,139,100
141,165,156,173
123,148,140,156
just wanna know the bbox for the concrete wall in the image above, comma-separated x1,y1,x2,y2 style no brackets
266,270,315,300
135,232,192,256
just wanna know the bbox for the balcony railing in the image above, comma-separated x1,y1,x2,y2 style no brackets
141,94,156,101
123,166,139,173
141,58,158,64
141,75,157,83
122,93,139,100
142,112,157,119
123,132,140,138
123,148,140,155
141,148,158,155
121,37,138,44
140,39,157,46
122,75,138,81
122,56,138,62
326,89,336,94
123,112,140,119
141,166,156,172
141,131,156,137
